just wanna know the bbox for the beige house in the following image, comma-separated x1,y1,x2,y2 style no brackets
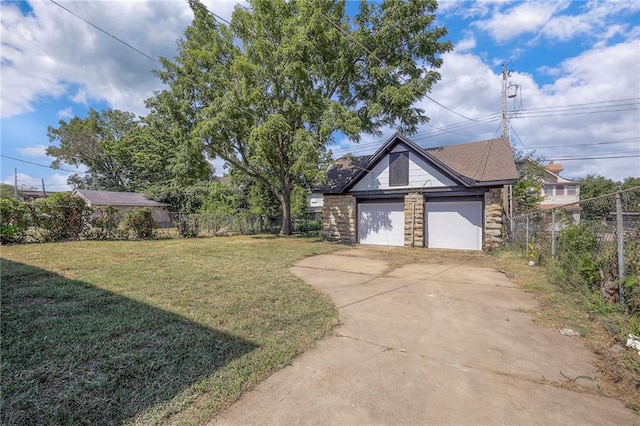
540,162,580,208
73,189,171,225
538,162,580,224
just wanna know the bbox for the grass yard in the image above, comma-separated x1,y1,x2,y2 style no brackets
1,236,342,425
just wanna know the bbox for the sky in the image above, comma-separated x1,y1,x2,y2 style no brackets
1,0,639,192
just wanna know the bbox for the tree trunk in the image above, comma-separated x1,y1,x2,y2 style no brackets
279,190,292,236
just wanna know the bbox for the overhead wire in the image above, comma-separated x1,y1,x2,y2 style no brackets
548,154,640,161
1,154,87,174
48,0,159,64
528,137,640,150
39,1,640,173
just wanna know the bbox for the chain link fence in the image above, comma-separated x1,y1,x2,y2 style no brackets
507,187,640,311
168,212,321,236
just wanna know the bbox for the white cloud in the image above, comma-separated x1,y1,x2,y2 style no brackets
0,0,241,118
2,172,71,191
71,88,88,105
412,37,640,182
471,0,640,45
17,144,48,158
57,107,73,119
473,1,570,42
455,31,477,52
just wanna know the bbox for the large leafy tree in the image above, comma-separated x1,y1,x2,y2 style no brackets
46,108,211,191
150,0,452,234
47,109,139,191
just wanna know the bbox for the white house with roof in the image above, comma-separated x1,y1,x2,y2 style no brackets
539,162,580,208
537,162,580,225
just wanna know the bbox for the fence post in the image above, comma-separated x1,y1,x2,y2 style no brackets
525,215,529,256
616,192,625,305
551,209,556,259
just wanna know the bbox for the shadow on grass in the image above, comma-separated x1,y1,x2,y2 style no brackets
0,258,257,425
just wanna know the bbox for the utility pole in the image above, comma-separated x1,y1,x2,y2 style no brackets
502,64,515,235
502,64,509,140
14,168,18,199
42,178,47,197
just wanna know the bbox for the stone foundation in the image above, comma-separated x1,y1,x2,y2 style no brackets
322,194,356,243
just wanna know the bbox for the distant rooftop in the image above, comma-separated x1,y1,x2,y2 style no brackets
74,189,169,207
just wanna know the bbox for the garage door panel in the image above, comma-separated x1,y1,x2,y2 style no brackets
426,201,482,250
358,202,404,247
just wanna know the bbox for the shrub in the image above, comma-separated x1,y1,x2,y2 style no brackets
89,206,122,240
555,223,603,290
175,214,200,238
623,231,640,313
120,208,157,240
0,198,30,244
28,193,92,242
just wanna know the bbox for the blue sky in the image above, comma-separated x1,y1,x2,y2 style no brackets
1,0,639,192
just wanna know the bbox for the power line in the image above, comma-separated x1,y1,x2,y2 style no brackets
514,106,638,119
528,137,640,150
510,126,532,155
548,154,640,161
517,97,640,112
1,154,86,174
48,0,159,64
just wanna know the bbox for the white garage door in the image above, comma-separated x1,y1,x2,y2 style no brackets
358,202,404,246
426,201,483,250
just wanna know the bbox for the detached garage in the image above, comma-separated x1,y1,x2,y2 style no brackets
318,133,518,251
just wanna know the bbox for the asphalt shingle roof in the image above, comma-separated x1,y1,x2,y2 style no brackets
426,138,518,183
321,136,518,193
74,189,169,207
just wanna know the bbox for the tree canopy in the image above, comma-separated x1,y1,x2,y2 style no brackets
512,148,545,214
149,0,452,234
46,108,212,193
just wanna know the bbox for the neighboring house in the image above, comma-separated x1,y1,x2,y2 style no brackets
21,189,59,202
539,162,580,222
315,132,518,250
73,189,171,225
539,162,580,207
306,192,324,220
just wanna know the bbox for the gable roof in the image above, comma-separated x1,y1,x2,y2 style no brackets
74,189,169,207
523,159,577,184
322,133,518,193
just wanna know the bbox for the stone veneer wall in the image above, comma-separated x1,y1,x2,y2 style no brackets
404,193,424,247
484,188,504,250
322,194,356,243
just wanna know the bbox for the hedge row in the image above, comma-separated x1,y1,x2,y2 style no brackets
0,193,158,244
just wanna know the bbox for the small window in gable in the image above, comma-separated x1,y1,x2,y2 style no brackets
389,151,409,186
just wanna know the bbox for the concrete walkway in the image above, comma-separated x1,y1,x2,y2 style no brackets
214,248,637,425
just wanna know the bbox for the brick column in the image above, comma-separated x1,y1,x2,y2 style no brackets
404,193,424,247
322,195,356,243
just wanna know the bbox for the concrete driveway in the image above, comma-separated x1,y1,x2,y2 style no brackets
214,248,637,425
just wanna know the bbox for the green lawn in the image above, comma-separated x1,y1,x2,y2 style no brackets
1,236,341,425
